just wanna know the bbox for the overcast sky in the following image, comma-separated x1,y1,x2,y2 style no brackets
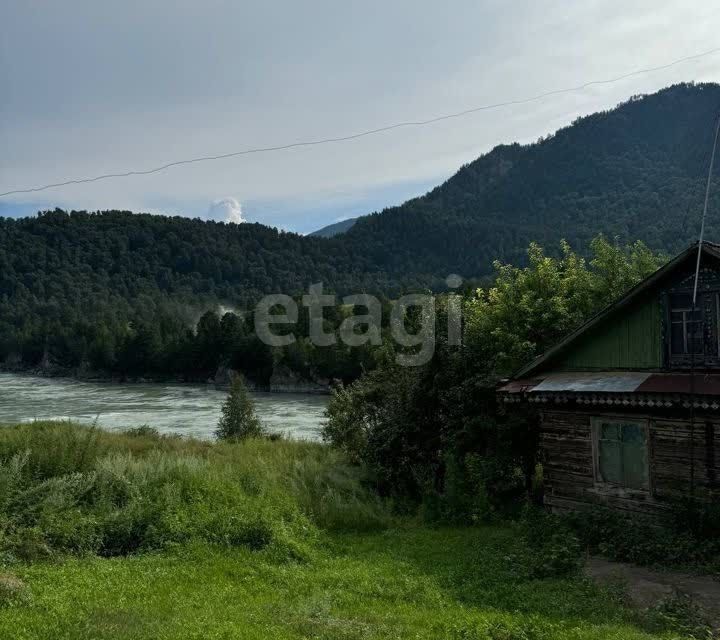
1,1,719,233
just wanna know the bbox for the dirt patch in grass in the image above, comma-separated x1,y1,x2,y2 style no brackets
587,556,720,632
0,573,29,606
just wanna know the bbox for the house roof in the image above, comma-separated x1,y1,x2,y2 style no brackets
500,371,720,396
513,241,720,379
499,371,720,412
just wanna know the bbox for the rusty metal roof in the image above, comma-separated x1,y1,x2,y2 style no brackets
532,372,652,393
499,371,720,411
636,373,720,395
498,371,720,396
496,378,544,394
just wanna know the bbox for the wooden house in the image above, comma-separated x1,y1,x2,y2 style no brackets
498,242,720,516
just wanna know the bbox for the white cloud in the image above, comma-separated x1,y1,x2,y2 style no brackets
207,197,245,223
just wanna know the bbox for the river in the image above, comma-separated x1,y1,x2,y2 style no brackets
0,373,329,441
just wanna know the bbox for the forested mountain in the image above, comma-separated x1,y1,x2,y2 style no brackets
340,82,720,276
0,212,402,381
1,82,720,376
308,218,358,238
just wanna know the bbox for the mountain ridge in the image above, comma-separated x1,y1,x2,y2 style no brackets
3,82,720,371
308,217,358,237
332,82,720,277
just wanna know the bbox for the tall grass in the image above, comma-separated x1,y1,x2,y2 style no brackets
0,421,390,561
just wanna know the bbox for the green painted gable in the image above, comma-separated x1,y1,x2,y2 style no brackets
546,292,662,372
516,243,720,379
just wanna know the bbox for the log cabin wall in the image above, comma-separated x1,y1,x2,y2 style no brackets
652,417,720,498
541,409,720,516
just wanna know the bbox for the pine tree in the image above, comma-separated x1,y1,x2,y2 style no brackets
215,374,264,440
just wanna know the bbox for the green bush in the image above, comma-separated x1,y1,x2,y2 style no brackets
566,508,720,570
123,425,160,438
417,453,525,525
0,422,105,480
0,421,390,561
323,357,538,523
666,494,720,541
640,590,713,639
509,507,583,579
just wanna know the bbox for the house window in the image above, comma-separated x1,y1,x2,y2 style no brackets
669,292,703,356
665,289,720,366
594,419,649,490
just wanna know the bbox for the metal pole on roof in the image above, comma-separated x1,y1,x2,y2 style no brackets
692,115,720,305
689,113,720,512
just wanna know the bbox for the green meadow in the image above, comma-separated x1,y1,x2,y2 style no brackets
0,423,691,639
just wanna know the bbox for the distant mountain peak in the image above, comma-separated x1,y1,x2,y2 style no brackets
309,217,358,237
338,82,720,276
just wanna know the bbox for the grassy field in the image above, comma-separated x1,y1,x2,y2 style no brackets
0,422,697,639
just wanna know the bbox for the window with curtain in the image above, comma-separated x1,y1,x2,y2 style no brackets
595,420,649,490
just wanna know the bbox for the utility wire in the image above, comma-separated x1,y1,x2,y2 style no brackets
2,46,720,198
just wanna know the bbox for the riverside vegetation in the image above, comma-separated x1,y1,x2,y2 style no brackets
2,237,718,638
0,421,708,640
1,235,718,638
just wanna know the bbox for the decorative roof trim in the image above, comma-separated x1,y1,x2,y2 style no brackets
501,390,720,411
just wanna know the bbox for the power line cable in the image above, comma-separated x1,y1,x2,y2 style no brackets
2,46,720,198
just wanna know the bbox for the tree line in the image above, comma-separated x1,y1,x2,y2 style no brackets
2,83,719,384
323,236,666,517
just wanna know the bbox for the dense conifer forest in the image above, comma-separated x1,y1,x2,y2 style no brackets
1,82,719,377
